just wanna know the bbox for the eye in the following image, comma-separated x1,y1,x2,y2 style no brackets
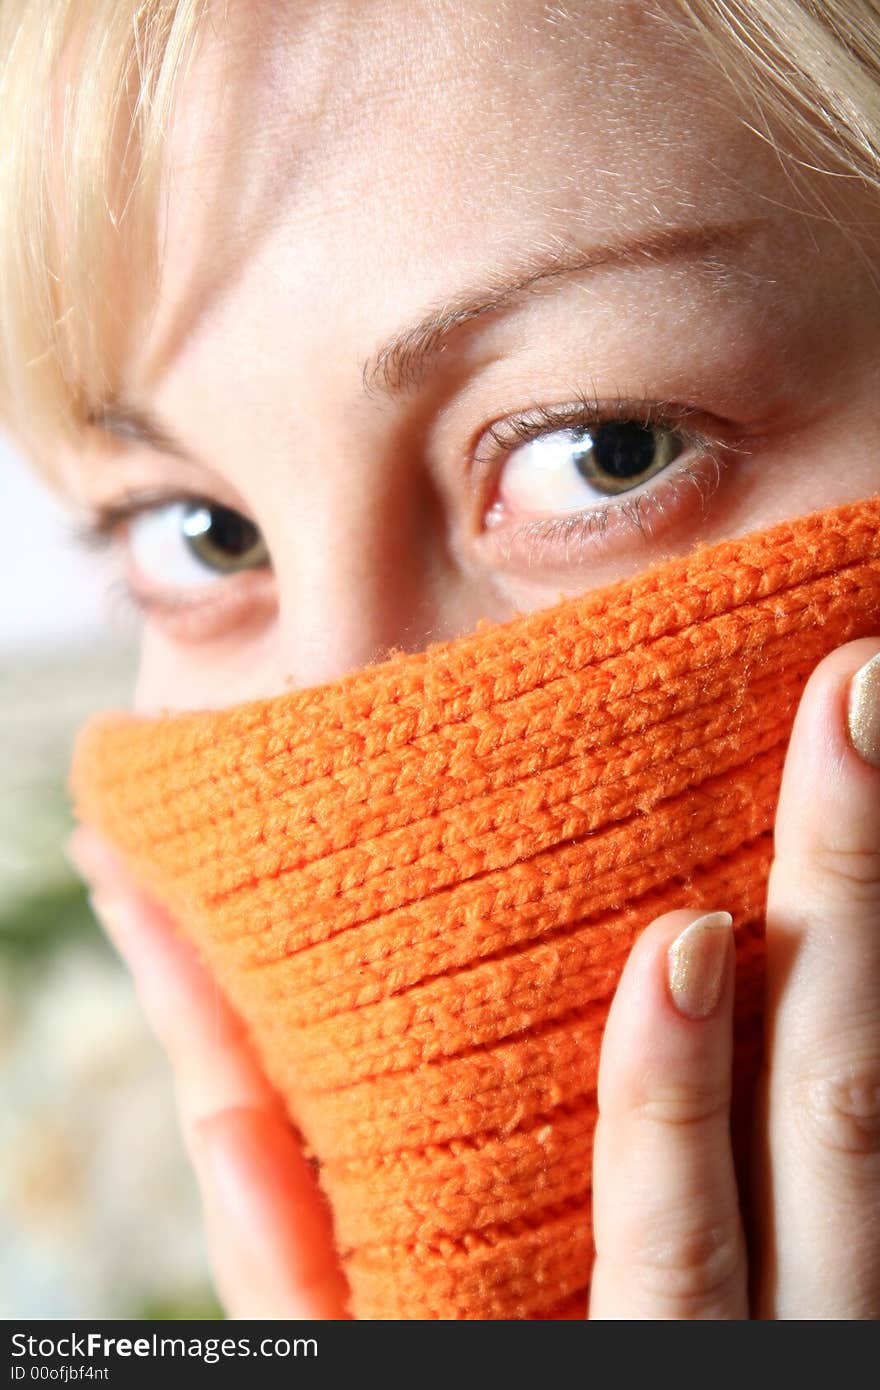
467,396,733,573
127,499,270,589
490,418,685,519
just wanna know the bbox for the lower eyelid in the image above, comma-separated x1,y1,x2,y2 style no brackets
477,453,728,571
126,567,278,644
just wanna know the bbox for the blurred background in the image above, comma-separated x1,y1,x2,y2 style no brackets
0,435,219,1318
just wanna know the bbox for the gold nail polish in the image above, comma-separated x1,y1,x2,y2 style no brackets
666,911,733,1020
847,652,880,768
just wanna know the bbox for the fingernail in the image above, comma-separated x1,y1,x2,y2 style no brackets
666,911,733,1020
847,652,880,768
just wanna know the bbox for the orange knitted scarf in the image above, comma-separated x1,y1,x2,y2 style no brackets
69,494,880,1319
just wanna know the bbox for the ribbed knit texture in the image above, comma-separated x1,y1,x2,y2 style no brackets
69,495,880,1319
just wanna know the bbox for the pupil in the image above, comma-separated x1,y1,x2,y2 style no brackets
183,504,260,564
579,421,657,480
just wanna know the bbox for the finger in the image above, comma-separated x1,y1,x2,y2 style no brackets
191,1104,351,1320
69,825,276,1117
67,825,350,1319
589,908,747,1320
759,638,880,1320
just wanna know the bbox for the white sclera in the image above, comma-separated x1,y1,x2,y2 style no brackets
128,503,219,589
497,425,680,516
497,430,605,515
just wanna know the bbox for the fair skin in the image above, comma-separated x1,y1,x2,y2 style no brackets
62,0,879,1317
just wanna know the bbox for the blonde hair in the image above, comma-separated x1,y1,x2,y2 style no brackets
0,0,206,459
1,0,878,459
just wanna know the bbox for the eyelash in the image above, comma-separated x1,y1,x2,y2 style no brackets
77,487,212,544
476,391,707,459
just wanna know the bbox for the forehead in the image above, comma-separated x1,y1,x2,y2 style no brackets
164,0,698,225
142,3,727,349
134,0,821,409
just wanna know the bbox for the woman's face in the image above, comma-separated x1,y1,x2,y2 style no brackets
65,0,880,713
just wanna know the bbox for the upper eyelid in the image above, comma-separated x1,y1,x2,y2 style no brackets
72,491,261,561
473,396,719,466
77,489,209,542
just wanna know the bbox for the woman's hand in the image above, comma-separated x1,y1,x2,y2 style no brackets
590,636,880,1318
66,827,351,1320
68,636,880,1320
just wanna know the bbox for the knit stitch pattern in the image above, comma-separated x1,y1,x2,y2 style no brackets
70,494,880,1319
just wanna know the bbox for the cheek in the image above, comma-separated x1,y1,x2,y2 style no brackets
695,412,880,552
745,408,880,527
132,614,286,715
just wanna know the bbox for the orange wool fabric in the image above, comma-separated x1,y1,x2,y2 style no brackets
70,494,880,1320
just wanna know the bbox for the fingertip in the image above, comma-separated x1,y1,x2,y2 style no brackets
194,1105,350,1319
773,634,880,871
64,823,125,889
598,906,736,1113
88,881,171,964
87,882,245,1063
790,636,880,764
612,907,733,1010
88,886,145,961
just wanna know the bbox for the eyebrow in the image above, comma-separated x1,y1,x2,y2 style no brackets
362,218,760,400
89,403,191,458
94,218,759,453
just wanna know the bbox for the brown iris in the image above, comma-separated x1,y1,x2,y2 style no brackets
181,503,270,574
571,421,684,495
